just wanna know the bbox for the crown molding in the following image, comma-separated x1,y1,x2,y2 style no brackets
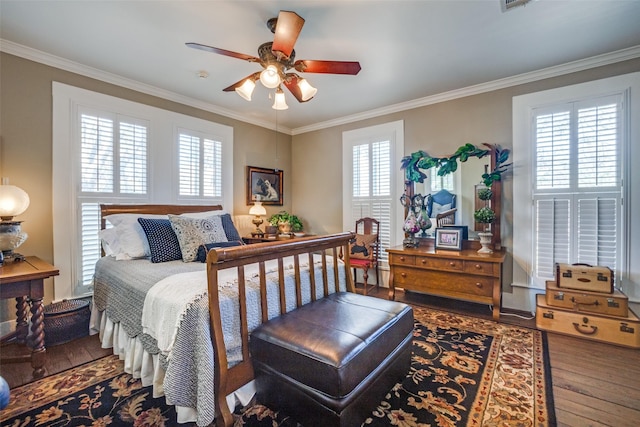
291,45,640,135
3,39,638,136
0,39,292,134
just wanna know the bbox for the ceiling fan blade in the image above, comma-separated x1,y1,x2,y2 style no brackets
222,72,260,92
271,10,305,60
294,60,361,75
283,75,305,103
186,42,260,62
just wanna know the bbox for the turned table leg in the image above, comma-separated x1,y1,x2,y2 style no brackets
28,297,46,379
15,296,29,344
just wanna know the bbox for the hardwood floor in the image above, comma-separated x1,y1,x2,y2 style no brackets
2,288,639,426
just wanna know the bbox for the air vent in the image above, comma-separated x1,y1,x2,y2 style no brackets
501,0,532,12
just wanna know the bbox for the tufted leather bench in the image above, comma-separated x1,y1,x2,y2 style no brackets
249,292,414,427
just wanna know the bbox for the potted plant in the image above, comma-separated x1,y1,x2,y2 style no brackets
473,207,495,253
268,211,304,235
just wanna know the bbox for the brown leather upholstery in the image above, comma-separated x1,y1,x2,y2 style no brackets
250,292,413,427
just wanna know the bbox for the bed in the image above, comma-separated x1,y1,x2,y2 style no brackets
90,204,355,427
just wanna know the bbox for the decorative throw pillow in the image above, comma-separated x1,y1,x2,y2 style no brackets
349,234,377,260
432,202,452,217
196,240,244,263
137,218,183,263
220,213,242,241
104,213,167,259
168,214,228,262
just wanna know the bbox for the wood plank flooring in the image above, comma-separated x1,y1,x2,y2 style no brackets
2,288,639,426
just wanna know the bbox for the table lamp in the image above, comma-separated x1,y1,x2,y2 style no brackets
249,201,267,237
0,179,30,263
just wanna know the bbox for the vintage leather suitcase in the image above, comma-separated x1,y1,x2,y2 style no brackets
536,294,640,348
556,263,614,293
545,281,629,318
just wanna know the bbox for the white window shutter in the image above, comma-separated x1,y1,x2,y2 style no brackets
534,198,570,280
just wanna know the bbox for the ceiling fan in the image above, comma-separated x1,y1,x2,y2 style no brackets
186,10,361,108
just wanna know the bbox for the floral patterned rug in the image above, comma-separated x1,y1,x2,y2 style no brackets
1,306,555,427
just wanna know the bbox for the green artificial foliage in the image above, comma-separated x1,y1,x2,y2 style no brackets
474,206,496,224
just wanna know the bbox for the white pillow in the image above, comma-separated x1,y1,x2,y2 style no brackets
180,209,228,219
168,214,228,262
104,213,167,259
432,202,452,217
98,227,119,257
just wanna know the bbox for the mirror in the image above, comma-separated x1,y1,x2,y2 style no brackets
401,144,510,250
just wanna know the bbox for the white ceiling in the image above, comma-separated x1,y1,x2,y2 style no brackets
2,1,640,134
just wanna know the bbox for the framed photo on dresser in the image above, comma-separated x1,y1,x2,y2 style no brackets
435,227,463,251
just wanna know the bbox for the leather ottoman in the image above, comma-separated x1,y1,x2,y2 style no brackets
249,292,414,427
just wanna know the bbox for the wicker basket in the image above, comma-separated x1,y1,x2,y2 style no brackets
44,299,90,347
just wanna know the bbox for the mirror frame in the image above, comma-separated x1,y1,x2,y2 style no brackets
401,143,511,250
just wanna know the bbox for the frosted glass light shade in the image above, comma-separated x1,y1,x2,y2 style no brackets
0,184,30,220
260,65,281,89
298,78,317,101
235,79,256,101
272,88,288,110
249,201,267,216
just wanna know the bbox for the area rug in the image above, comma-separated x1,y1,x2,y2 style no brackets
1,306,555,426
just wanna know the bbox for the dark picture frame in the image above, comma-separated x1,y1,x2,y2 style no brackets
435,227,463,251
246,166,283,206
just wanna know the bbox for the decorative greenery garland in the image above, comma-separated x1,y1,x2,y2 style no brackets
400,143,511,188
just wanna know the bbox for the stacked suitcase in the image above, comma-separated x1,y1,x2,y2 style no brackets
536,263,640,348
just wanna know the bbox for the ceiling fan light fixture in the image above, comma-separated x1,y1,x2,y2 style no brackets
260,64,282,88
272,87,288,110
235,78,256,101
297,78,317,101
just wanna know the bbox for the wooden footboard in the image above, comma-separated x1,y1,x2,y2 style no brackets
206,232,355,427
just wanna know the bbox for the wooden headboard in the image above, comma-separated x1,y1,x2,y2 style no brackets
99,204,224,229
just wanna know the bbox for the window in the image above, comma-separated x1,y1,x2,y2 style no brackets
429,167,455,193
513,73,639,295
53,83,233,300
343,121,405,265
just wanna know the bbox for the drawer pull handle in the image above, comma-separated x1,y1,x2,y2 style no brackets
449,262,455,267
475,282,483,288
572,322,598,335
400,273,406,278
399,257,405,261
475,264,482,269
420,259,427,264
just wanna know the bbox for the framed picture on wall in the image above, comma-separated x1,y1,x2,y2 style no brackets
434,227,463,251
247,166,283,206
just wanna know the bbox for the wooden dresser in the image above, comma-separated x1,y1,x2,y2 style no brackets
386,243,506,320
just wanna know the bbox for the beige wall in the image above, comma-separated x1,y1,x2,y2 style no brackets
2,51,639,318
291,57,640,295
0,53,291,316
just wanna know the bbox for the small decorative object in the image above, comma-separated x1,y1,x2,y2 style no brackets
0,180,30,261
474,207,496,253
268,211,303,236
435,227,463,250
413,194,432,237
249,201,267,237
400,194,420,247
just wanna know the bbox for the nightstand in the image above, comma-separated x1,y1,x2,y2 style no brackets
0,256,59,379
243,234,314,244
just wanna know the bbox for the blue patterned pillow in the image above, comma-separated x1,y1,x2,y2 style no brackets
220,213,242,241
168,214,228,262
196,240,244,263
137,218,182,263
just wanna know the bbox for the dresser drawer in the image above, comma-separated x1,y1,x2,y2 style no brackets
463,260,498,277
389,253,415,266
393,267,494,297
415,256,462,271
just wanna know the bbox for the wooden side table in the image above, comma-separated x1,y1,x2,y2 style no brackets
0,256,59,379
243,234,314,244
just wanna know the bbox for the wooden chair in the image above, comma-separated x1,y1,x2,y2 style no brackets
436,207,457,227
347,217,380,295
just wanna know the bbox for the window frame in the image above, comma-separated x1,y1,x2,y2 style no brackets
52,82,233,300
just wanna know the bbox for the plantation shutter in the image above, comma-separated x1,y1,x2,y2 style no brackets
77,109,149,293
531,94,622,287
350,139,392,263
178,131,224,199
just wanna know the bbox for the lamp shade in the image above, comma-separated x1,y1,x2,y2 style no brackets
0,184,30,220
235,78,256,101
260,64,282,89
249,201,267,216
272,88,288,110
298,78,318,101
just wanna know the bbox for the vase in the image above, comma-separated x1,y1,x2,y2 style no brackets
477,231,493,254
402,209,420,248
278,222,292,235
416,206,432,237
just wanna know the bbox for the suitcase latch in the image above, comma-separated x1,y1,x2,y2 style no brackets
597,273,608,282
543,312,554,319
607,299,620,308
620,323,635,334
553,293,565,301
562,270,572,278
